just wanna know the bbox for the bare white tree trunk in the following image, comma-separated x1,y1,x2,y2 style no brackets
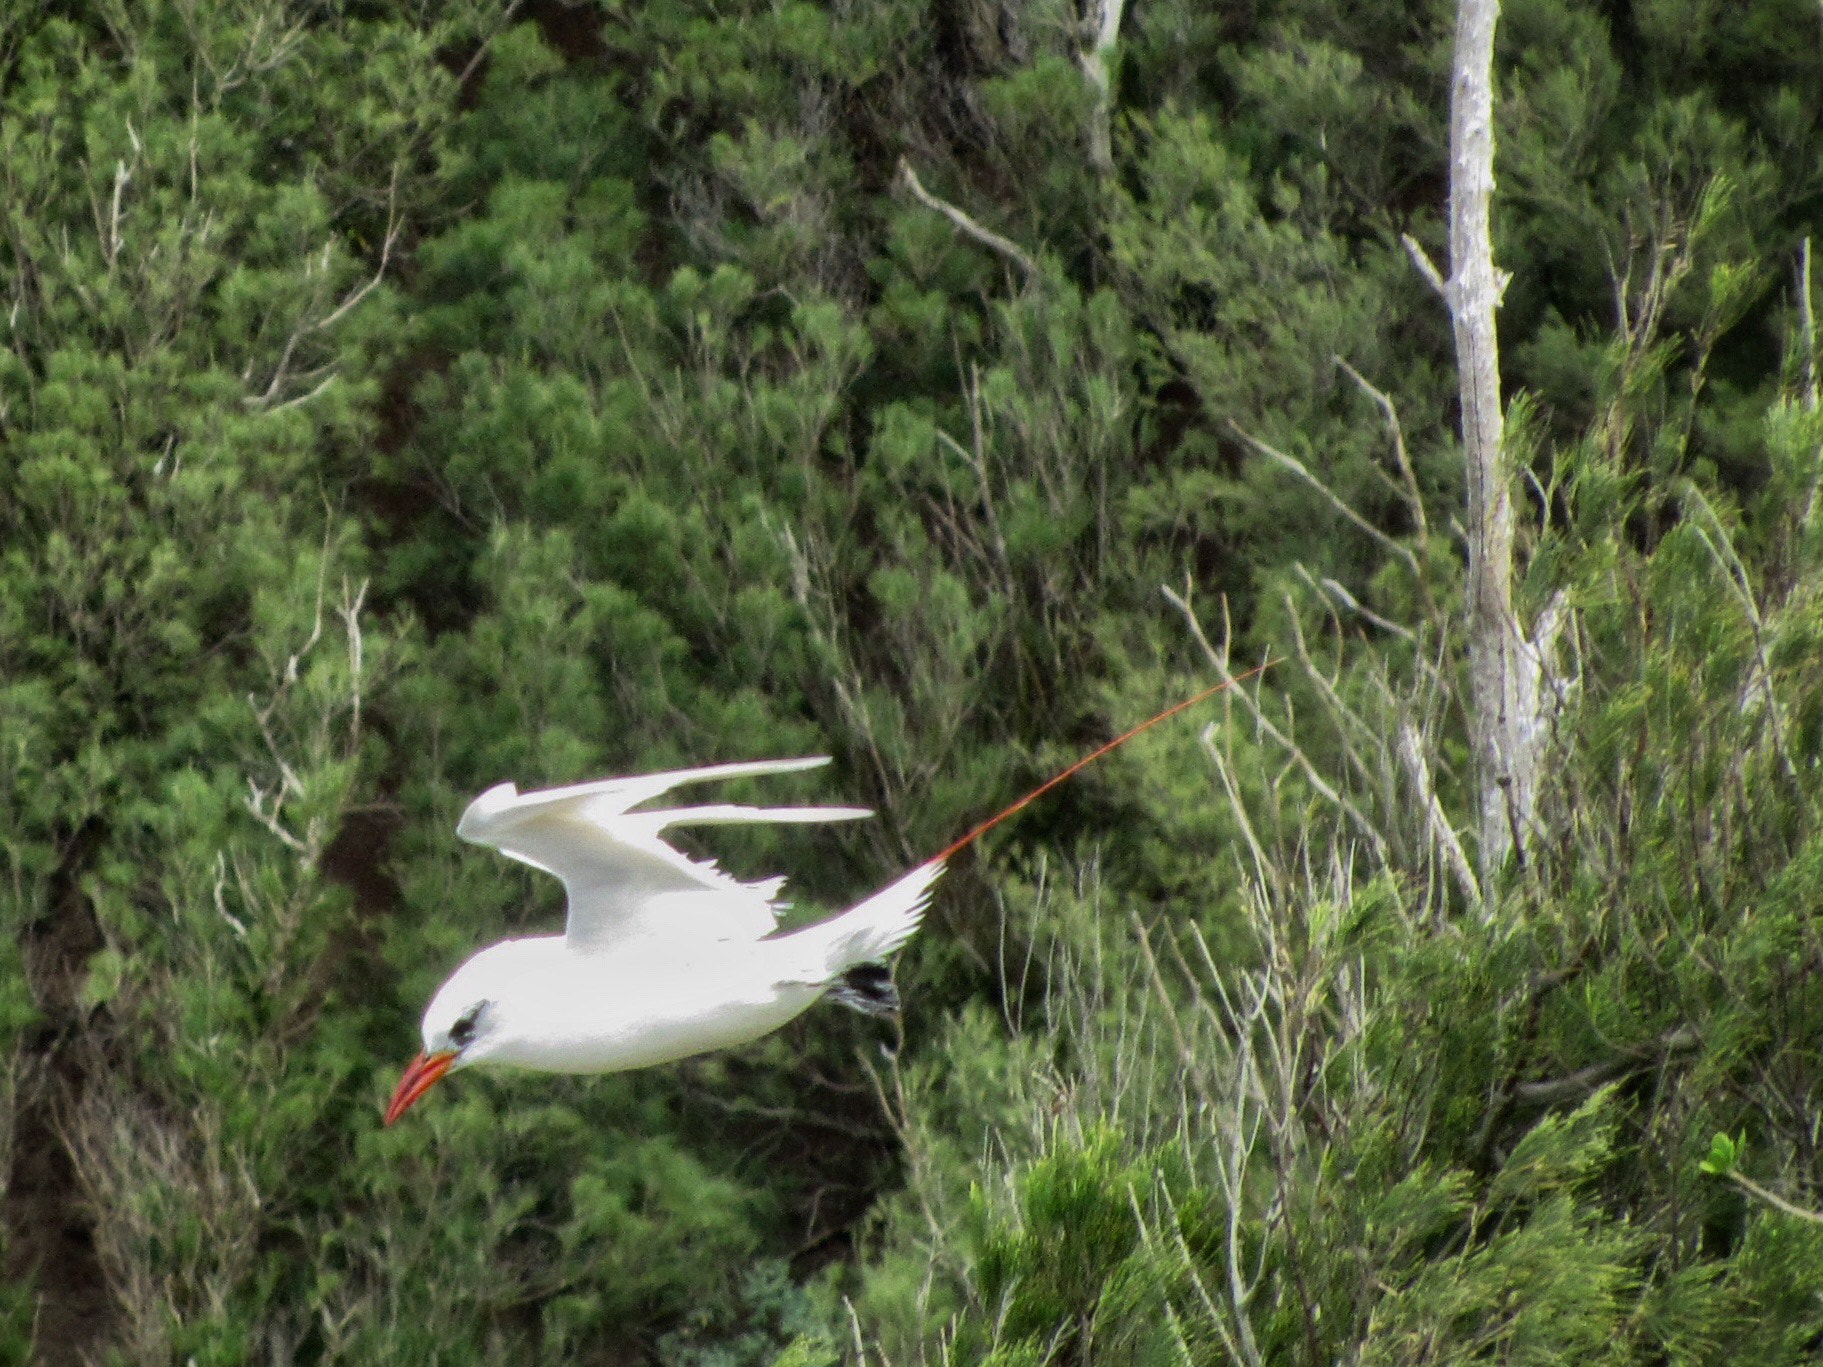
1443,0,1556,882
1079,0,1127,177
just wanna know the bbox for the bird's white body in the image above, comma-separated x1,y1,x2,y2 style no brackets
429,933,834,1074
388,757,945,1120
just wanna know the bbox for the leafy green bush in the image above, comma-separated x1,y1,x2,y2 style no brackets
5,0,1823,1360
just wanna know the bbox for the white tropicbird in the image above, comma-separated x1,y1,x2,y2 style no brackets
385,757,939,1124
384,672,1259,1125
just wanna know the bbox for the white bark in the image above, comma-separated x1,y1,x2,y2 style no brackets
1079,0,1127,177
1444,0,1556,882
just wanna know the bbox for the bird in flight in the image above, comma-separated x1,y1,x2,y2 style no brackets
385,758,938,1124
385,675,1257,1125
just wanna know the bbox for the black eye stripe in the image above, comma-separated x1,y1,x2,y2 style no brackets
450,1002,488,1046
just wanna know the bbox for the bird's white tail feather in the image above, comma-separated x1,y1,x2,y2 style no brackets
791,859,947,977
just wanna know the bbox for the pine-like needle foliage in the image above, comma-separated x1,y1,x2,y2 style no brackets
2,0,1821,1362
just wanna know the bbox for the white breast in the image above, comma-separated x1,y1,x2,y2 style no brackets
464,937,828,1075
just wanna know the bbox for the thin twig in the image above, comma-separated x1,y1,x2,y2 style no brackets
1799,238,1817,412
264,373,338,413
1402,232,1448,298
1398,721,1480,906
456,0,526,91
106,160,129,270
935,374,1013,583
1681,486,1802,792
897,158,1038,279
1728,1170,1823,1226
246,167,402,410
1229,421,1422,579
1797,238,1823,530
338,577,367,738
1200,723,1274,898
1335,355,1430,547
1163,582,1390,859
1295,566,1415,642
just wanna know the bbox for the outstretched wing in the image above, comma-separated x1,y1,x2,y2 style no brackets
455,757,870,953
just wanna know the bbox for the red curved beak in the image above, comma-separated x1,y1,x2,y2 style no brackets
384,1049,457,1126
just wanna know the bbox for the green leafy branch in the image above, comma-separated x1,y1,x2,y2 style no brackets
1700,1133,1823,1227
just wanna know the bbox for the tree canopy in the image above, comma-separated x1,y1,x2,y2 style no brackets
3,0,1823,1361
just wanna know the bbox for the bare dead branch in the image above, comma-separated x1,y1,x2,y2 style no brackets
1294,566,1416,643
265,373,339,413
1200,722,1275,895
1681,488,1802,791
897,158,1038,280
1128,910,1213,1113
338,577,368,738
1280,589,1381,799
1727,1169,1823,1227
1510,1026,1700,1106
1163,582,1389,860
934,364,1014,585
246,168,402,410
1402,232,1447,298
1398,721,1481,907
1802,238,1819,412
211,851,249,939
1078,0,1127,176
1335,356,1429,547
457,0,527,92
1228,420,1422,579
106,160,129,270
1798,239,1823,530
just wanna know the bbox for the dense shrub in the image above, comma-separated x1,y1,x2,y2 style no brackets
3,0,1821,1361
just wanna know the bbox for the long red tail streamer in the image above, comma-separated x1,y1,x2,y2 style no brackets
931,658,1277,865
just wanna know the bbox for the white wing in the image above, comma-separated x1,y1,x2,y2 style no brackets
455,757,871,952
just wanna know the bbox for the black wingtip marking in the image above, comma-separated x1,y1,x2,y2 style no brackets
827,963,901,1017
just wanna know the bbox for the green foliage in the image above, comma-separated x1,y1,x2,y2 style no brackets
1700,1132,1745,1178
4,0,1823,1360
658,1260,836,1367
961,1127,1170,1361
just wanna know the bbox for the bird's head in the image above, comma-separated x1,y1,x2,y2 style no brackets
384,946,518,1125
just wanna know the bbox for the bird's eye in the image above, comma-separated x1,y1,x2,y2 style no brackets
449,1002,487,1047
